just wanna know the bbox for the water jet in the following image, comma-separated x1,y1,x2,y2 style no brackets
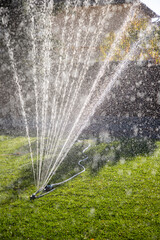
30,143,90,200
1,0,158,198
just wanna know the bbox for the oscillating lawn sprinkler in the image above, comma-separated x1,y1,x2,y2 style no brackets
30,184,54,200
30,143,91,200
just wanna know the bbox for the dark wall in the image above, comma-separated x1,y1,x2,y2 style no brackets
99,61,160,118
0,0,21,8
84,61,160,139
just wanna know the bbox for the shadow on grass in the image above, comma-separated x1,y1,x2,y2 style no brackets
1,138,157,203
86,138,157,175
1,164,35,204
0,141,87,203
47,141,88,185
31,138,157,184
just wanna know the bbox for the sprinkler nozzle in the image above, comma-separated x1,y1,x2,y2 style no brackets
30,194,36,200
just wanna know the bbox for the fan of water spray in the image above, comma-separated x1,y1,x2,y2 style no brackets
1,0,155,198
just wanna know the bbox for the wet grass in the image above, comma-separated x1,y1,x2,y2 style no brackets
0,135,160,239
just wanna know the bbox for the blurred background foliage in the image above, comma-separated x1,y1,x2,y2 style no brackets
100,17,160,64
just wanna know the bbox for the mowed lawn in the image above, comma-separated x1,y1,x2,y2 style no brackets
0,135,159,240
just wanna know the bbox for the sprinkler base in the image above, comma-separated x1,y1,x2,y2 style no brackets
30,185,54,200
30,194,36,200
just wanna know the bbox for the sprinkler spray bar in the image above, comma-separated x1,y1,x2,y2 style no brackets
30,184,56,200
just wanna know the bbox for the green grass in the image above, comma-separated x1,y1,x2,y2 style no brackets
0,136,160,239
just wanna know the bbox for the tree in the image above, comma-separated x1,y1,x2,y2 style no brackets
99,17,160,64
